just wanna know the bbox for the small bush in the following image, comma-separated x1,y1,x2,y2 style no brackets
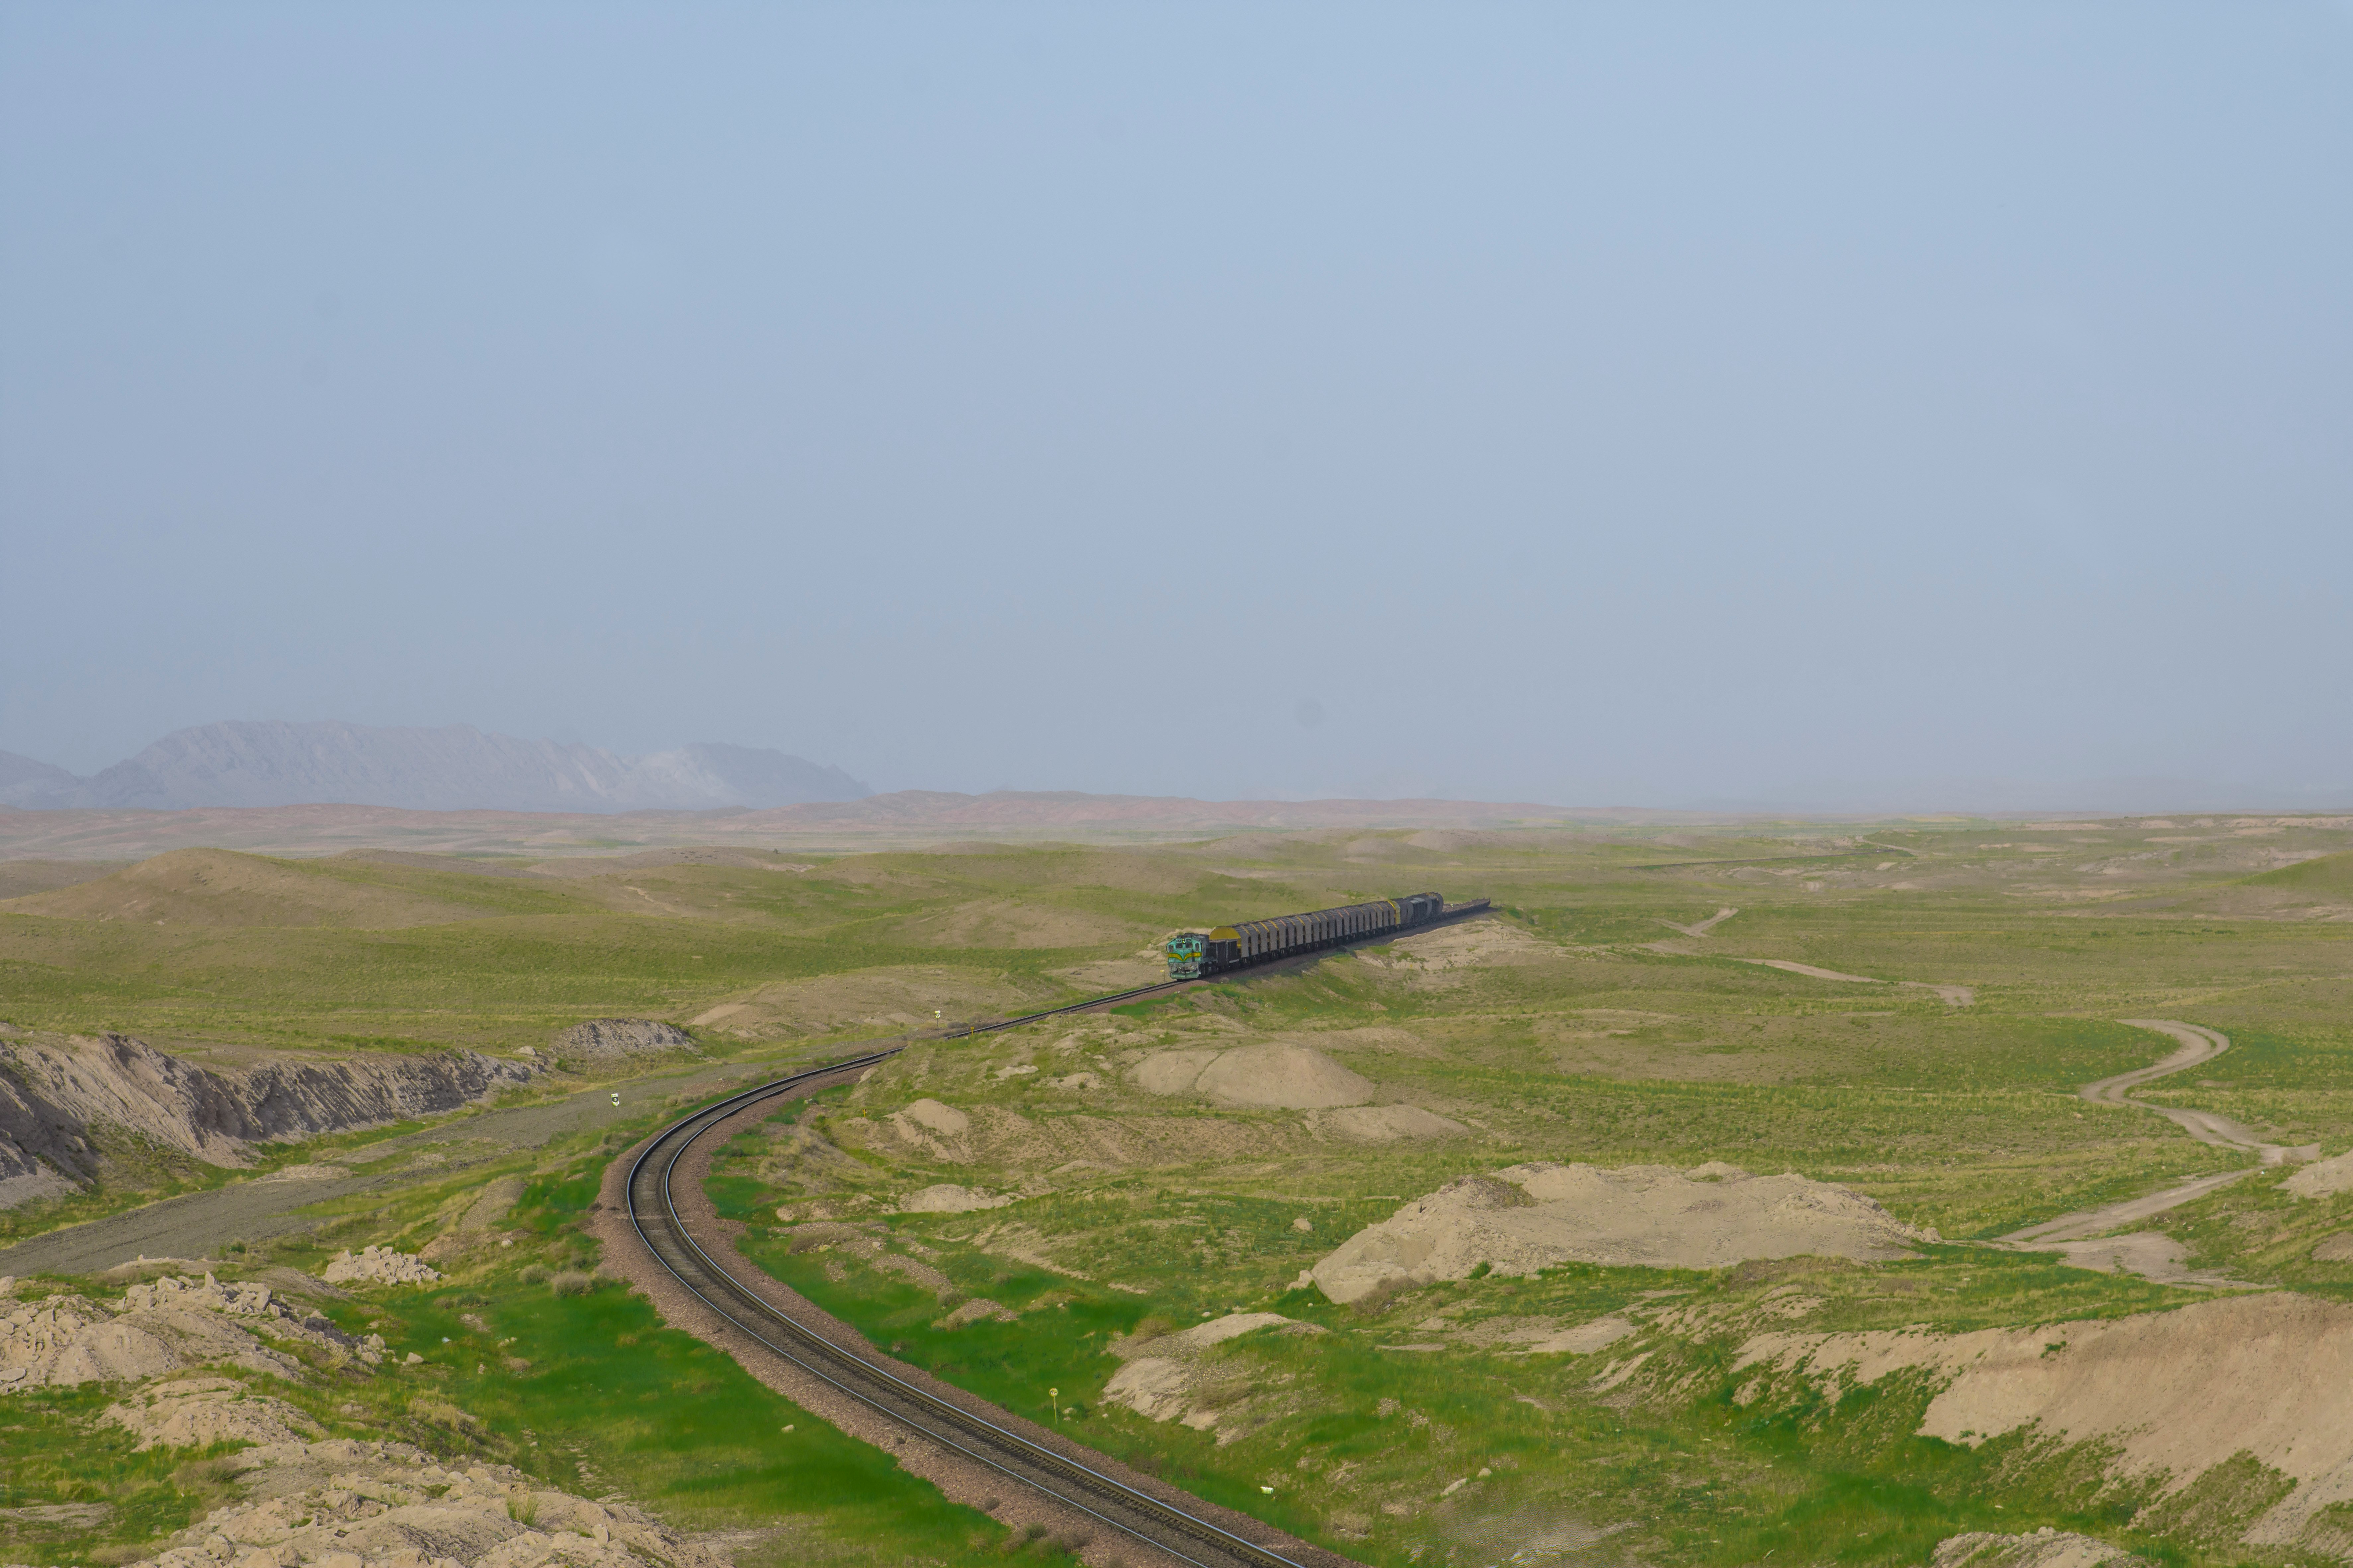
506,1492,540,1526
549,1270,594,1298
518,1265,550,1285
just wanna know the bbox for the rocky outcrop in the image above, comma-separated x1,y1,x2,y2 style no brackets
126,1437,728,1568
1,1273,383,1392
323,1246,441,1287
555,1020,695,1059
104,1375,324,1450
0,1032,535,1208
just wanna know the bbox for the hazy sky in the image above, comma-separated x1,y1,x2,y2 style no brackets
5,4,2348,809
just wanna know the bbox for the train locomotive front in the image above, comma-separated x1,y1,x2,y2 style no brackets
1165,892,1451,980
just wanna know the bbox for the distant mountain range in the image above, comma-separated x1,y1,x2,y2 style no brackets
0,721,871,813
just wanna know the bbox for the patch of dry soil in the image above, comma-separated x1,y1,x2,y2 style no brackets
1738,1293,2353,1550
1931,1529,2148,1568
1307,1106,1467,1143
1310,1163,1932,1303
2289,1151,2353,1198
1132,1043,1373,1109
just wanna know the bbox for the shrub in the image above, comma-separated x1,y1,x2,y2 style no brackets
518,1265,550,1285
549,1270,594,1297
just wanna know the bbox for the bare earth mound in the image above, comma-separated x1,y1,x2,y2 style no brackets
1133,1043,1374,1109
1315,1105,1467,1143
1311,1162,1933,1303
1738,1293,2353,1551
2285,1148,2353,1197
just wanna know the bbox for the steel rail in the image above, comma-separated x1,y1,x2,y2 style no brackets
623,1056,1315,1568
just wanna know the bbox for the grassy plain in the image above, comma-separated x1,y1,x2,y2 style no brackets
6,813,2353,1567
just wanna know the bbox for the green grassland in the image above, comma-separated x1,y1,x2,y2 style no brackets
7,814,2353,1566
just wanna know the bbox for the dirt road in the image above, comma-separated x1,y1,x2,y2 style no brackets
2092,1020,2309,1162
2000,1018,2317,1285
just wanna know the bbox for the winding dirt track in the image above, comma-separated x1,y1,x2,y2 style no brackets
2000,1019,2314,1284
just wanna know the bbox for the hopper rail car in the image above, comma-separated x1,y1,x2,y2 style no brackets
1165,892,1486,980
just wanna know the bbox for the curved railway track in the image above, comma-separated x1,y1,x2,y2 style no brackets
623,1056,1326,1568
618,908,1495,1562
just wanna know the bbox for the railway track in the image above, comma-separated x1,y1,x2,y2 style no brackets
619,903,1495,1561
623,1057,1327,1568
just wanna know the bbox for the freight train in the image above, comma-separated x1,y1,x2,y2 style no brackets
1165,892,1480,980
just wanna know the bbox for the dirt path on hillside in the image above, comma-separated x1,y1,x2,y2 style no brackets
1661,907,1739,938
1997,1019,2319,1286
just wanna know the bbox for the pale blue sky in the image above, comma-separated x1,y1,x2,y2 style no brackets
4,4,2348,809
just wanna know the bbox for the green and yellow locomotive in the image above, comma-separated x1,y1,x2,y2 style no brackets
1165,892,1460,980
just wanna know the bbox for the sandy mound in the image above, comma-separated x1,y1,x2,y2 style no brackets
323,1245,441,1286
556,1019,697,1059
104,1375,323,1450
1311,1163,1932,1303
1134,1043,1374,1109
2,848,489,928
881,1099,974,1162
1738,1293,2353,1549
2284,1149,2353,1198
1932,1530,2148,1568
1103,1313,1322,1438
123,1436,726,1568
2315,1234,2353,1263
1316,1105,1467,1143
896,1184,1012,1214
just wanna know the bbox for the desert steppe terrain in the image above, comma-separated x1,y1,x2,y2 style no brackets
6,809,2353,1568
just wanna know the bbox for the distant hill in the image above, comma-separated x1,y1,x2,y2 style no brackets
0,722,870,813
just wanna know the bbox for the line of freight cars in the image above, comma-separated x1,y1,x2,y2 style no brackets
1164,892,1486,980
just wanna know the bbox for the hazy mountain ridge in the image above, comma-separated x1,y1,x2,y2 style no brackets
0,722,870,813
